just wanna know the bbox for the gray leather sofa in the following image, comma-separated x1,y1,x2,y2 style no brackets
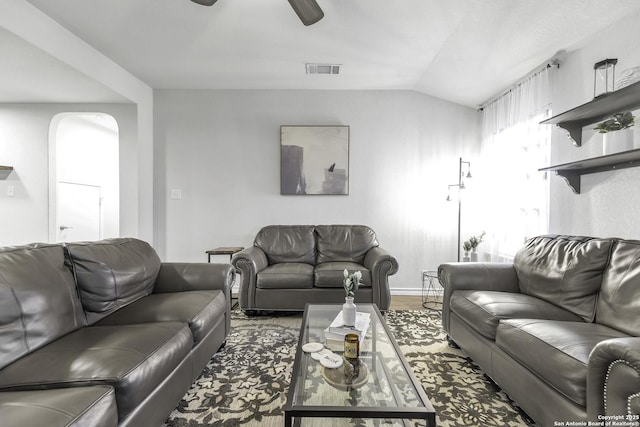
232,225,398,312
0,238,233,427
439,235,640,426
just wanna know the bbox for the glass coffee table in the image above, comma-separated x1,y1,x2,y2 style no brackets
284,304,436,426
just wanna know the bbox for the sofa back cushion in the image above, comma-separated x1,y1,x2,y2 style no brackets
596,239,640,335
513,235,613,322
0,244,86,369
254,225,316,265
64,238,161,324
316,225,378,264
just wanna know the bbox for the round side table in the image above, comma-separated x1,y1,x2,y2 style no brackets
421,270,443,310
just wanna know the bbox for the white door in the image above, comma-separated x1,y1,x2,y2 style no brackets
56,181,101,242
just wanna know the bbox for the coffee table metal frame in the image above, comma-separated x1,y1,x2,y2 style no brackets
284,303,436,426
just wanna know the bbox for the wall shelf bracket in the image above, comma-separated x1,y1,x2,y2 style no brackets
554,170,581,194
557,123,585,147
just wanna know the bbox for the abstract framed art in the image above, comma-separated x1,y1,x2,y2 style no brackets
280,125,350,195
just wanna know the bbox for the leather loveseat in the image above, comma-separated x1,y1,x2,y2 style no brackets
232,225,398,312
0,238,233,427
439,235,640,426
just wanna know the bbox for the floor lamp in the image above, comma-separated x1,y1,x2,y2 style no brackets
446,157,472,262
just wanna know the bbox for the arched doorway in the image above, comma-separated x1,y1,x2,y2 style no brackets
49,113,119,242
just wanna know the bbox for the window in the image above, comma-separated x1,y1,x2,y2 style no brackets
477,66,554,259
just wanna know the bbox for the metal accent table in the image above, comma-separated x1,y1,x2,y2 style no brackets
421,270,442,310
285,303,436,426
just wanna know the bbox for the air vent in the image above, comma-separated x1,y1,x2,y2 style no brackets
306,63,341,75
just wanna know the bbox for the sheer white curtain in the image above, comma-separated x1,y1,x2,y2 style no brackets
476,66,553,260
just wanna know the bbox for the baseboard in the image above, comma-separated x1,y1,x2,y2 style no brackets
391,288,444,296
233,289,429,298
234,284,427,296
390,288,423,296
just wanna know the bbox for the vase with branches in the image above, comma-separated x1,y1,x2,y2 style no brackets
342,269,361,326
463,231,485,262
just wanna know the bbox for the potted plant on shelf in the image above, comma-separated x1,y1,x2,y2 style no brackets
594,112,635,133
342,269,361,326
595,112,636,155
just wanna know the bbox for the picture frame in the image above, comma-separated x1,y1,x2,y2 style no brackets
280,125,350,195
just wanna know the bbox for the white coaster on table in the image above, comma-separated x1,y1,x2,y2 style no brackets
311,349,333,361
302,342,324,353
319,352,344,369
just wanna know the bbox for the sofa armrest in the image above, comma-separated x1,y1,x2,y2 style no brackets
438,262,519,334
154,262,234,294
364,246,399,311
231,247,268,310
154,262,235,334
588,338,640,420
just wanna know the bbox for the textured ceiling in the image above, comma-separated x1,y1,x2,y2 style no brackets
4,0,640,106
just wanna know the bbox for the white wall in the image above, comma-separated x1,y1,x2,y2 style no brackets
154,89,480,291
548,10,640,238
0,103,138,246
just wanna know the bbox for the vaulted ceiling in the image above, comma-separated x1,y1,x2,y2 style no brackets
3,0,640,107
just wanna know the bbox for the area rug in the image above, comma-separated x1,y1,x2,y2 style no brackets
164,310,535,427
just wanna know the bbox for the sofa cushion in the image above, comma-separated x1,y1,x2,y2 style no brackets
496,319,628,407
0,244,86,370
64,238,162,324
0,322,192,420
597,239,640,335
256,263,314,289
0,386,117,427
513,235,613,322
316,225,378,264
314,262,372,288
450,290,583,340
254,225,316,265
95,290,226,344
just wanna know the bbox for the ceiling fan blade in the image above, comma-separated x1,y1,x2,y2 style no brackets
191,0,218,6
287,0,324,26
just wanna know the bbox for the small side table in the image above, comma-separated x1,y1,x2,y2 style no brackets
206,246,244,263
421,270,443,310
206,247,244,310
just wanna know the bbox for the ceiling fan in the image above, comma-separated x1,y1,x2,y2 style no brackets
190,0,324,26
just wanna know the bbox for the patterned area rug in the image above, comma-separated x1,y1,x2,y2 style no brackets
164,310,535,427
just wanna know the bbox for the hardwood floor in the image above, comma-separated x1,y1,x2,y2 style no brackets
389,295,442,311
389,295,422,310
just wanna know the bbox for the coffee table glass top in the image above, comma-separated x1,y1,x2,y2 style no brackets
285,303,435,426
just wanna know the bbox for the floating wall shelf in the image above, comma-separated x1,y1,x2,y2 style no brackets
539,149,640,194
0,166,13,180
540,80,640,146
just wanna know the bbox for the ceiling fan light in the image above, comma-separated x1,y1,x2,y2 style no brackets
287,0,324,26
191,0,218,6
